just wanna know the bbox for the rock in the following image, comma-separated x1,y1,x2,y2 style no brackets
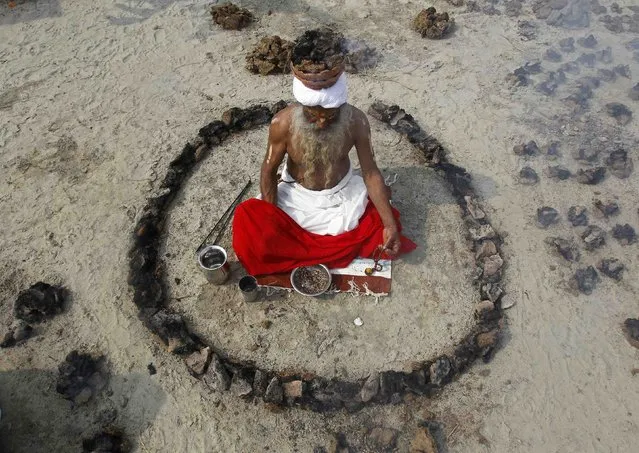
56,350,106,406
559,37,575,52
410,425,439,453
560,61,580,74
581,225,606,250
210,2,253,30
519,166,539,184
475,240,497,260
245,36,293,76
283,380,303,400
360,373,379,402
481,282,503,303
537,206,560,228
595,46,613,64
545,237,580,262
513,140,540,156
605,149,634,178
429,357,452,386
412,8,454,39
600,14,624,33
367,427,399,451
483,254,504,277
517,20,537,41
577,52,596,67
623,319,639,349
202,355,231,391
469,224,496,241
597,258,624,281
264,377,284,404
147,363,157,375
544,48,562,62
500,294,516,309
568,205,588,226
572,266,600,294
612,224,637,245
185,347,211,376
576,167,606,184
231,373,253,397
597,68,616,82
626,38,639,51
606,103,632,125
577,34,597,48
474,300,497,321
147,310,196,355
537,79,558,96
593,200,620,218
629,83,639,101
14,282,66,324
572,147,599,163
613,64,631,78
546,165,571,180
253,369,268,397
464,196,485,220
611,2,621,13
504,0,523,17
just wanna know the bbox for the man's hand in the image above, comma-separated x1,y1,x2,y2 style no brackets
382,226,401,256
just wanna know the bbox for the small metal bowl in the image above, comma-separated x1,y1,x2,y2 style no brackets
290,264,332,297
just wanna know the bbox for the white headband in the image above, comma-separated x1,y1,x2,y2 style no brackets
292,73,348,109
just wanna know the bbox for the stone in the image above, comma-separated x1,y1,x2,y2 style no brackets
202,355,231,392
614,64,631,78
605,149,634,178
593,200,619,218
576,167,606,185
483,254,504,277
429,357,452,386
517,20,537,41
623,319,639,349
544,48,562,62
14,282,66,324
264,377,284,404
559,37,575,52
475,240,498,260
367,427,399,451
545,237,580,262
504,0,522,17
481,282,503,302
629,83,639,101
546,165,571,180
185,347,211,376
581,225,606,250
612,224,637,245
231,373,253,397
560,61,580,74
595,46,613,64
568,206,588,226
537,206,560,228
513,140,539,156
611,2,621,13
572,147,599,163
474,300,497,321
464,196,486,220
147,363,157,375
469,224,496,241
577,34,597,48
252,369,268,397
572,266,600,294
606,103,632,125
598,69,616,82
410,425,438,453
283,380,303,399
500,294,516,309
577,52,596,68
519,166,539,184
597,258,624,281
360,373,379,402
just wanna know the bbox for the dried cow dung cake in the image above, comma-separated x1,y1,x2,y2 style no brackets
412,7,453,39
290,28,345,73
210,2,253,30
343,40,380,74
246,36,293,76
14,282,66,323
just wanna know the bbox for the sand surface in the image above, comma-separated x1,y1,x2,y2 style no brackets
1,0,639,452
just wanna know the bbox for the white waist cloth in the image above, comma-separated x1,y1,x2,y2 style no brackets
274,164,369,236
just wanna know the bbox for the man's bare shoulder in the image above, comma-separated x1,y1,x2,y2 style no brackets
346,105,370,135
269,105,295,137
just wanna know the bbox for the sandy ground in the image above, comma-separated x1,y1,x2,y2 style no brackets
1,0,639,452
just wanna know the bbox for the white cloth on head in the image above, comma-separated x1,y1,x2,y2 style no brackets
292,73,348,109
268,162,369,236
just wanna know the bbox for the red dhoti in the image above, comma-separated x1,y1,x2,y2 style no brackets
232,198,416,276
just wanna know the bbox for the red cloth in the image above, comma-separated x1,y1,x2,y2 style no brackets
232,198,416,276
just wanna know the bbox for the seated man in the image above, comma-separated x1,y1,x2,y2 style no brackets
233,30,415,276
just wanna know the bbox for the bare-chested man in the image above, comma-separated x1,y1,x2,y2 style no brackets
232,29,414,276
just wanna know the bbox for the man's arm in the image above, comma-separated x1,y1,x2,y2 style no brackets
260,111,288,205
353,111,401,255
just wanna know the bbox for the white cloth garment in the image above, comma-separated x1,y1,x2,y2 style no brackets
292,73,348,108
273,163,369,236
